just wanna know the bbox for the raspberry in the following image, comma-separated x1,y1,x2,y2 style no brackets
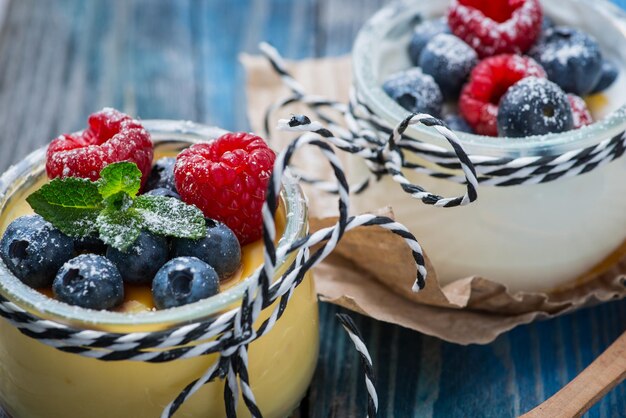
447,0,543,58
459,54,546,136
567,94,593,129
46,108,153,184
174,132,276,245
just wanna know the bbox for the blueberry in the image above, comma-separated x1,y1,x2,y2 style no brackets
171,219,241,279
383,68,443,117
0,215,74,288
144,187,181,199
419,34,477,99
541,16,555,34
145,157,177,192
74,235,107,255
497,77,573,138
106,231,169,284
444,114,473,134
152,256,219,309
591,60,619,94
53,254,124,310
529,26,603,95
408,17,450,65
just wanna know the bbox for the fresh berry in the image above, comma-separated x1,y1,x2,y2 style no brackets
144,187,181,199
418,34,478,99
447,0,543,58
382,68,443,117
0,215,74,288
591,60,619,94
174,133,276,245
152,256,219,309
444,114,473,133
408,17,451,65
567,94,593,128
145,157,177,192
540,16,555,35
497,77,573,137
46,108,153,185
52,254,124,310
105,231,169,284
529,27,602,95
172,218,241,279
459,54,546,136
74,235,107,255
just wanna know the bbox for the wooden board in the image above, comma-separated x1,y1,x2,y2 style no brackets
0,1,624,417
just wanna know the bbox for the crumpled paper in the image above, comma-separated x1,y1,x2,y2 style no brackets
241,53,626,345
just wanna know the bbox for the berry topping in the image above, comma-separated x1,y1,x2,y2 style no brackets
382,68,443,117
27,161,205,253
459,54,546,136
106,231,170,285
145,157,177,193
444,114,474,133
447,0,543,58
408,17,451,65
46,108,153,185
174,132,276,245
172,218,241,279
529,27,603,95
567,94,593,129
591,60,619,94
144,187,181,199
152,257,219,309
418,33,478,99
0,215,74,288
52,254,124,310
497,77,573,137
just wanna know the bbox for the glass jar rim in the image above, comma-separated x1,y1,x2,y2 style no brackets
0,119,308,331
352,0,626,158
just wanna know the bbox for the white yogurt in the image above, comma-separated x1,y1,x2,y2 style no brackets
351,0,626,292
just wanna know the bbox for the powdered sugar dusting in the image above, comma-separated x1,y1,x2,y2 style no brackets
498,77,574,136
383,67,443,116
423,33,477,72
531,27,600,67
448,0,543,57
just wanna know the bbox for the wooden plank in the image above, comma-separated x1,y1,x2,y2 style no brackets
0,0,9,31
0,2,624,418
521,331,626,418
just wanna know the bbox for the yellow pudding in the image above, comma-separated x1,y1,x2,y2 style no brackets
0,136,319,418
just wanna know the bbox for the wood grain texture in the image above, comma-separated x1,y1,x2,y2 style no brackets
521,331,626,418
0,1,624,417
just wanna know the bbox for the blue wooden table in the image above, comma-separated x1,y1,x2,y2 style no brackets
0,1,625,417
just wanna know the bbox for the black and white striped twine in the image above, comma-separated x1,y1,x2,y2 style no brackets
0,113,441,416
260,42,626,193
4,37,616,417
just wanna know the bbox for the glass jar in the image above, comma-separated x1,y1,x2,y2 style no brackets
351,0,626,292
0,120,318,418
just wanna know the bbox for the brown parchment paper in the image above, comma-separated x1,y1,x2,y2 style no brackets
241,53,626,345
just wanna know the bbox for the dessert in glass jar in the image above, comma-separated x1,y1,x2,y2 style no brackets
0,111,318,418
351,0,626,292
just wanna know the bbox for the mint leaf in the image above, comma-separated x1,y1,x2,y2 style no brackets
103,191,134,211
26,161,207,250
26,177,102,237
97,162,142,200
96,208,142,252
135,195,205,239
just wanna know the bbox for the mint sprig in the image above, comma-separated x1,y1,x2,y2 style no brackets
25,177,102,237
26,162,206,251
98,162,142,200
